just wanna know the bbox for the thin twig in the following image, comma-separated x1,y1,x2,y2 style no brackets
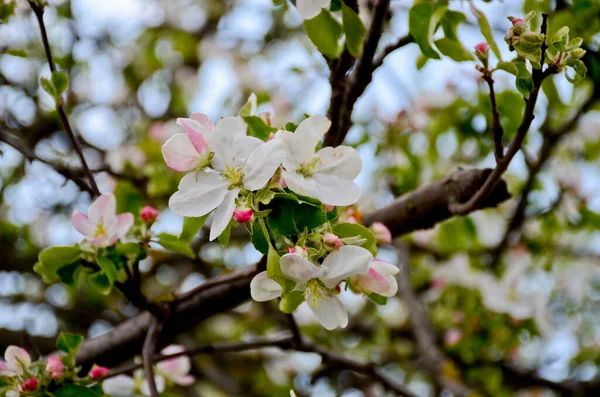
142,316,165,397
395,243,475,396
483,74,504,162
28,1,100,198
372,34,414,70
449,14,553,215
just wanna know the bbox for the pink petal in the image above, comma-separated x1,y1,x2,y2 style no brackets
178,118,209,155
88,194,116,224
71,211,93,237
162,134,202,172
190,113,214,130
355,268,391,295
175,375,195,386
109,213,134,244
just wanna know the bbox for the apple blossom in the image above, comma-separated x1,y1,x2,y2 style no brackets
1,346,31,376
351,259,399,297
296,0,330,20
46,356,64,379
369,222,392,244
279,116,362,206
233,207,253,223
140,205,160,224
71,194,134,248
251,245,372,330
168,116,285,241
21,377,38,391
323,233,342,251
162,112,214,172
156,345,195,386
102,374,136,397
89,365,110,380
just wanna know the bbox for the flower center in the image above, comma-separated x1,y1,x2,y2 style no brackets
304,279,329,308
297,156,320,177
94,223,108,238
223,164,244,187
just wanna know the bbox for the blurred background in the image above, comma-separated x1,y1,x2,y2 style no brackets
0,0,599,395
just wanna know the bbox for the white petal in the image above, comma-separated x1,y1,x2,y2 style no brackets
111,213,134,242
297,0,331,20
162,133,202,172
309,296,348,330
4,346,30,375
209,117,257,171
102,375,135,397
370,259,399,277
281,170,317,198
169,172,229,217
141,375,165,396
243,139,285,191
250,271,283,302
383,276,398,297
157,345,190,380
310,173,361,206
320,246,372,288
209,188,240,241
89,194,116,224
281,115,330,166
315,145,362,179
280,254,322,283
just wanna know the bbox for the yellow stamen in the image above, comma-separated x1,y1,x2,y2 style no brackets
303,279,329,308
223,164,244,187
297,157,320,177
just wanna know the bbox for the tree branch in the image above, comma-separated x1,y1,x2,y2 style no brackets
483,74,504,162
395,243,475,396
28,1,100,198
372,34,414,70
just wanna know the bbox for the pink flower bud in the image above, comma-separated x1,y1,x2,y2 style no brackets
89,365,110,380
369,222,392,245
140,205,160,224
324,204,335,213
511,17,524,25
22,377,38,391
286,246,307,256
233,207,253,223
46,356,64,379
474,42,489,54
444,329,463,347
323,233,343,251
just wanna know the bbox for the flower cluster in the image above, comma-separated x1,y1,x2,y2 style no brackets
162,100,397,330
102,345,194,397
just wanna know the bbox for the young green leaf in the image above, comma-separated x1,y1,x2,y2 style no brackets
368,292,388,305
434,38,474,62
40,76,56,98
470,3,502,61
88,272,113,295
158,233,195,258
341,4,366,57
304,9,343,59
332,223,378,255
408,1,449,59
96,256,118,285
243,116,277,141
280,290,304,313
180,215,209,242
51,71,69,97
265,193,327,237
35,246,81,283
57,333,84,356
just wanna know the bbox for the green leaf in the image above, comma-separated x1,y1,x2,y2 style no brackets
434,38,474,62
265,193,327,237
332,223,378,255
0,1,15,23
40,76,56,97
304,9,343,59
243,116,277,141
54,385,100,397
566,59,587,84
96,256,118,285
341,4,366,57
495,61,518,76
284,122,298,132
512,57,534,98
51,71,69,97
469,3,502,61
280,290,304,313
439,10,465,41
115,242,143,260
368,292,388,305
330,0,341,12
408,1,448,59
88,272,112,295
217,220,234,246
114,181,143,214
180,215,208,242
158,233,195,258
57,333,84,356
35,246,81,283
238,93,256,117
550,26,569,52
250,218,270,255
56,261,81,288
266,240,294,294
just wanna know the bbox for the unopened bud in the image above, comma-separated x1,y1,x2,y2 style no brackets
89,365,110,380
286,246,307,257
233,207,253,223
324,204,335,213
570,48,586,60
323,233,342,251
369,222,392,245
140,205,160,224
46,356,64,379
22,378,38,391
